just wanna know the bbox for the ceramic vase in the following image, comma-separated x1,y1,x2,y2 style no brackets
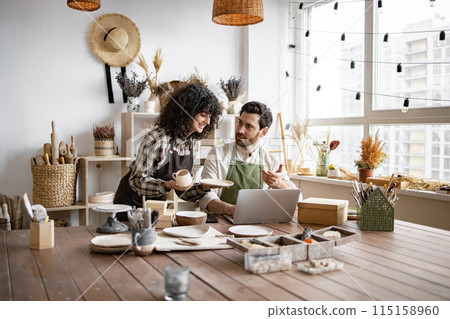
358,168,374,183
127,97,140,113
227,101,243,114
149,94,161,113
316,152,330,177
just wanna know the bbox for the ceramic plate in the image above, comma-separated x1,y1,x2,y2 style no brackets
89,243,131,254
228,225,273,237
163,225,211,238
94,204,132,212
199,179,234,188
91,234,131,247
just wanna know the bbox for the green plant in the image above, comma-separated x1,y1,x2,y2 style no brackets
93,123,115,139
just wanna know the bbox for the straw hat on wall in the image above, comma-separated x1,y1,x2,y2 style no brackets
90,13,141,67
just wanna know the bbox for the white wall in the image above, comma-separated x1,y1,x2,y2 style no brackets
0,0,287,222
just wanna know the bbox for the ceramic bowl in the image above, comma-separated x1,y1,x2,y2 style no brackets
176,211,207,226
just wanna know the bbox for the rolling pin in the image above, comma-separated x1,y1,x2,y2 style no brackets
65,144,74,164
51,121,59,165
70,135,77,159
44,153,51,165
59,141,67,157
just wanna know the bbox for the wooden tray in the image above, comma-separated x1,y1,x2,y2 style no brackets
366,177,410,189
312,226,360,246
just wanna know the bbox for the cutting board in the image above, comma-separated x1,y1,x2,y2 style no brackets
155,227,232,251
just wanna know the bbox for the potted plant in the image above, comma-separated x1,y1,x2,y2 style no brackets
219,76,246,114
93,123,115,156
354,131,387,183
136,49,163,113
116,71,148,112
314,137,340,177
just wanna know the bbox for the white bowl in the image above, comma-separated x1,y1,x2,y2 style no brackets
176,211,207,226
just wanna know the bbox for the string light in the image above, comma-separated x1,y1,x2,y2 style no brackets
298,2,303,14
355,92,361,100
439,30,446,47
334,2,339,15
350,60,355,69
316,85,321,91
286,70,290,77
341,33,346,42
430,0,436,8
305,30,310,37
397,63,402,73
377,0,383,14
402,98,409,113
288,44,296,48
313,56,318,63
383,33,389,47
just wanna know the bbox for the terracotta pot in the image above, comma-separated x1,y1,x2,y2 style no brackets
358,168,374,183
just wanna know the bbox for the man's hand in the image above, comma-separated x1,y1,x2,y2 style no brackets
207,199,236,216
262,164,289,189
165,180,194,192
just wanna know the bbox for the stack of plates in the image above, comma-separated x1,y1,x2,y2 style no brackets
89,234,131,254
89,191,115,204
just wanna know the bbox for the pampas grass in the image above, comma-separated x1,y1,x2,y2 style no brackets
355,131,387,169
136,49,163,97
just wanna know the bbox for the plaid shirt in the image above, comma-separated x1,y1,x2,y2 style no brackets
129,127,207,201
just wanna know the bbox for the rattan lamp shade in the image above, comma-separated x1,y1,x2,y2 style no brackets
67,0,101,12
212,0,264,26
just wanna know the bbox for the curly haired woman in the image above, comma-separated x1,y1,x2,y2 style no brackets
114,83,223,207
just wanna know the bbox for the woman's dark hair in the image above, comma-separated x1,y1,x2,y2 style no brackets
240,101,273,129
156,84,221,139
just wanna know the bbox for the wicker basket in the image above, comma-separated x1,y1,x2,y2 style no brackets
30,158,79,208
358,188,394,231
212,0,264,26
94,138,114,156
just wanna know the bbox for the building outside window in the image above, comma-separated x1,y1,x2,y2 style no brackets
288,0,450,181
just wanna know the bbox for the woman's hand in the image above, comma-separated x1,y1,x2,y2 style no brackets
165,180,194,192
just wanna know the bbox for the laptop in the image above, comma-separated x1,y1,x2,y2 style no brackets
224,189,302,224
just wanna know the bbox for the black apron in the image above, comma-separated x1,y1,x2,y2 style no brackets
114,140,194,211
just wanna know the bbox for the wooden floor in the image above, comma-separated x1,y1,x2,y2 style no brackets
1,218,449,301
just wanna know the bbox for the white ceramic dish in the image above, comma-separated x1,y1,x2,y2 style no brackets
199,179,234,188
91,234,131,247
163,225,211,238
94,204,132,213
176,211,207,218
228,225,273,237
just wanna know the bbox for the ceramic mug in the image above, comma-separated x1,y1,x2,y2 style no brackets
172,169,192,187
131,227,156,256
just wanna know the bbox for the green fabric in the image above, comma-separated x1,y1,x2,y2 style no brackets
220,143,264,205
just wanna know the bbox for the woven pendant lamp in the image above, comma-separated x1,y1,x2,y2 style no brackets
67,0,101,12
212,0,264,26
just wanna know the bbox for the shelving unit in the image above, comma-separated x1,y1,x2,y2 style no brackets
46,156,131,226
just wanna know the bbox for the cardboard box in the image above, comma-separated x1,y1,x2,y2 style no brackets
30,219,54,250
155,208,175,229
298,198,348,226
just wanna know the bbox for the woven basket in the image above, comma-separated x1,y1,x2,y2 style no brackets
94,138,114,156
30,158,79,208
358,188,394,231
212,0,264,26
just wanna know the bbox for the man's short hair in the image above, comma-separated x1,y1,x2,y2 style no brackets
239,101,273,129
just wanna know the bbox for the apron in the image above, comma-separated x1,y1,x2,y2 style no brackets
220,143,264,205
114,140,194,209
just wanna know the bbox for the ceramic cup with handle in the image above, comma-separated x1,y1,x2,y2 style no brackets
131,227,156,256
172,169,192,187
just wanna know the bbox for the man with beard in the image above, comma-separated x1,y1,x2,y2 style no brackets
200,101,297,216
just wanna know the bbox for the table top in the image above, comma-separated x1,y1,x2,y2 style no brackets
1,218,449,301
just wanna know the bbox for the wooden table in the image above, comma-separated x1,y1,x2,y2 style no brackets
1,218,449,301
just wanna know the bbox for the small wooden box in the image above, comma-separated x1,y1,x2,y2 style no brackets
145,199,167,215
313,226,361,246
155,208,176,229
260,236,308,262
30,219,54,250
287,233,335,260
298,198,348,226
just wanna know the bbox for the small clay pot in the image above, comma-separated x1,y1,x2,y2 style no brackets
359,168,374,183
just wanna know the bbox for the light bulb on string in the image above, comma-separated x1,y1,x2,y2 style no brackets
298,3,303,14
313,56,318,64
402,98,409,113
430,0,436,8
397,63,402,73
316,85,321,92
377,0,383,14
350,60,355,69
341,33,346,45
439,30,446,47
305,30,310,38
355,92,361,100
333,2,339,15
383,33,389,47
285,71,290,78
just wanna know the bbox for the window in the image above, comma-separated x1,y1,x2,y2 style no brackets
289,0,450,181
